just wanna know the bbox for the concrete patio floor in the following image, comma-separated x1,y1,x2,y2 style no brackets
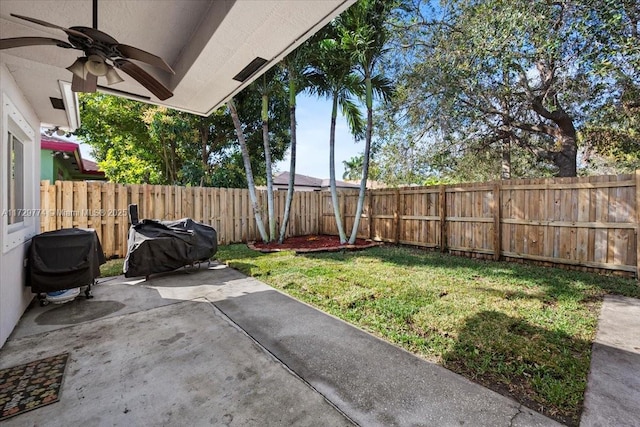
1,263,566,426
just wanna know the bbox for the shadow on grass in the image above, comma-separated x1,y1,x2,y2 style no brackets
444,310,588,426
302,246,640,301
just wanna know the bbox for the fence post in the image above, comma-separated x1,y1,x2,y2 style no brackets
493,182,502,261
40,180,48,232
439,185,447,252
395,188,401,244
317,192,323,235
338,191,344,236
636,170,640,281
368,189,373,240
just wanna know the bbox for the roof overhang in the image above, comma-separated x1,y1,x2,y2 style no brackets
0,0,356,130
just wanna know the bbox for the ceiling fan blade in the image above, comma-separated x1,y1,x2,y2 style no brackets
11,13,93,42
1,37,73,50
114,59,173,100
116,44,175,74
71,73,98,93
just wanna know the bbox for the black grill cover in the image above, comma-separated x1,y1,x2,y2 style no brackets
28,228,106,293
123,218,217,278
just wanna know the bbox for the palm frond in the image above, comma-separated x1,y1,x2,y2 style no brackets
371,74,395,103
339,98,366,140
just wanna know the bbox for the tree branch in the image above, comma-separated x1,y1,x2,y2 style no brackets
511,120,557,136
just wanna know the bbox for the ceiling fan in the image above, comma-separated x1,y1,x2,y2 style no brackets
0,1,175,100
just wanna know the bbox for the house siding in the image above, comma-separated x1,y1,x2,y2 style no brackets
41,150,55,182
0,63,41,348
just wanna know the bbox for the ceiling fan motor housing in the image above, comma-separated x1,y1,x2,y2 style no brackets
1,14,175,100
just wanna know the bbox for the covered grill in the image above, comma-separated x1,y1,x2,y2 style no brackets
123,218,217,278
28,228,106,303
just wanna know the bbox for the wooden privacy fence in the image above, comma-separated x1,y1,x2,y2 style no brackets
320,172,639,278
41,171,639,277
40,181,320,258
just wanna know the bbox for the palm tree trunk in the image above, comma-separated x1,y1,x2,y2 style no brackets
262,91,276,241
330,92,348,244
349,75,373,244
279,72,297,243
227,98,269,242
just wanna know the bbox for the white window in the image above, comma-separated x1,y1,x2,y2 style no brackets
7,131,24,225
2,94,36,253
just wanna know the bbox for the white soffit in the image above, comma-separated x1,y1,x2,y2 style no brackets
0,0,357,125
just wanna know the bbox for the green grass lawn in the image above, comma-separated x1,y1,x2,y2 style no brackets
216,244,639,426
100,259,125,277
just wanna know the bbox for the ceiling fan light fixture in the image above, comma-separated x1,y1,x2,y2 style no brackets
6,12,174,99
67,57,89,79
105,65,124,85
86,54,108,76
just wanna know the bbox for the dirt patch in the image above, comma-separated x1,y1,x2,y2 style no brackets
249,234,381,253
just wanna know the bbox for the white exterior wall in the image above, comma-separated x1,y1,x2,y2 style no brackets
0,63,41,348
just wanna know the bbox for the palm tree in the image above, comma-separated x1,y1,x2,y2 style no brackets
257,69,284,242
307,30,365,244
227,98,269,242
278,46,311,243
339,0,394,244
342,155,364,180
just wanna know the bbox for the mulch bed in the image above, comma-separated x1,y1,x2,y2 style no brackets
249,234,381,253
0,353,69,421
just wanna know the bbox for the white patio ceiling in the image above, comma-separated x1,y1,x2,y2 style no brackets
0,0,356,129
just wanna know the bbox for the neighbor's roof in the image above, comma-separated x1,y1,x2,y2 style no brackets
41,134,105,177
274,172,359,189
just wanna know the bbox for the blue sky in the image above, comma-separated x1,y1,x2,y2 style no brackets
275,93,362,180
78,93,363,181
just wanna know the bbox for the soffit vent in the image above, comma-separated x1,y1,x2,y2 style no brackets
233,57,268,82
50,97,66,110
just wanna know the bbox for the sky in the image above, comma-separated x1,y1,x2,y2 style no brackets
76,93,364,181
276,93,362,180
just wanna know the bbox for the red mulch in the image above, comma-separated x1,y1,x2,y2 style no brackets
249,234,380,253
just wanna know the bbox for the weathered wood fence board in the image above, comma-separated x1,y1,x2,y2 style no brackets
319,173,637,276
41,172,638,277
40,181,320,258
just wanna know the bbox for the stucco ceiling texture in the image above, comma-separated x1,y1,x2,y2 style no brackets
0,0,356,128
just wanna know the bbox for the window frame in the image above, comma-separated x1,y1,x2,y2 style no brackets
2,94,36,253
7,130,25,227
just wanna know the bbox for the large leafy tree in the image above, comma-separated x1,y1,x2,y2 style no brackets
76,94,161,183
386,0,638,179
76,84,289,187
578,0,640,172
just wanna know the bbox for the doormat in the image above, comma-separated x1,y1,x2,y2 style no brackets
0,353,69,421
